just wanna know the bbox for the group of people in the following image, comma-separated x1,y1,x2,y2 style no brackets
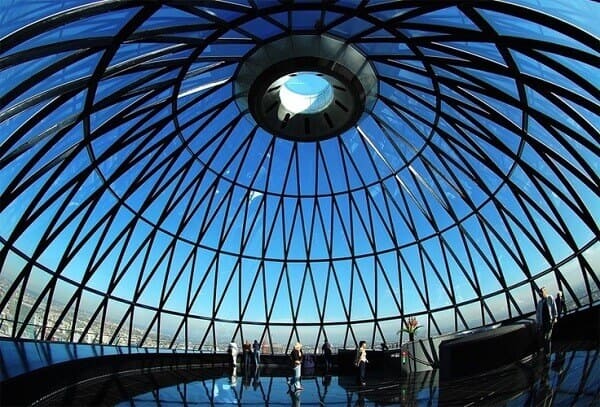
286,339,368,392
227,339,262,368
223,285,566,400
288,286,567,391
227,286,565,393
536,287,567,358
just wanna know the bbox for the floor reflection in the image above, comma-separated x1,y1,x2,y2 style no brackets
37,344,599,406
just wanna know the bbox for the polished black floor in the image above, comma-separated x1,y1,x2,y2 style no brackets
31,341,599,406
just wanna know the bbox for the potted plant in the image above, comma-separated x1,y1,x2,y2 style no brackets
397,316,421,342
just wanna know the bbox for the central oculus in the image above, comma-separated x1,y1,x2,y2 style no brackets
234,35,378,142
279,72,334,114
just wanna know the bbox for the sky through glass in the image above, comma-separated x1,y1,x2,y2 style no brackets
0,0,598,354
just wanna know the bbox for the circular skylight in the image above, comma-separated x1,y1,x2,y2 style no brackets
0,0,598,354
235,34,377,142
279,72,334,114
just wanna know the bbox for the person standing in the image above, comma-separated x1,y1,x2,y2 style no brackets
322,339,332,371
536,287,557,358
253,339,261,365
354,340,368,386
555,291,567,318
243,341,252,367
228,341,239,367
289,342,304,391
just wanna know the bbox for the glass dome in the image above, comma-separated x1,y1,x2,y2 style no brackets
0,0,598,353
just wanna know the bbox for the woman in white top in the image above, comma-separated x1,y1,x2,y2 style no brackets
228,341,239,366
355,340,368,385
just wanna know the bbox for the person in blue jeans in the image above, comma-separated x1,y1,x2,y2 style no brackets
243,341,252,368
253,339,261,365
289,342,304,391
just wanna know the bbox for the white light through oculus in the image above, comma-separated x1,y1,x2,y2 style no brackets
279,72,334,114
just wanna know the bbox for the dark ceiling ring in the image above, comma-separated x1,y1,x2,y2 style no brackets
234,35,378,142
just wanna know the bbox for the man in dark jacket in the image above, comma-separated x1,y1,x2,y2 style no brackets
555,291,567,318
536,287,557,358
322,339,332,371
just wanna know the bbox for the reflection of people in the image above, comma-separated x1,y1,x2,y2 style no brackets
228,341,239,367
355,391,366,407
252,366,261,390
243,364,251,388
531,360,554,406
551,351,565,374
243,341,252,367
354,340,368,386
290,342,304,391
253,339,261,365
555,291,567,318
230,366,237,386
536,287,557,358
288,384,302,407
322,339,332,371
320,374,331,406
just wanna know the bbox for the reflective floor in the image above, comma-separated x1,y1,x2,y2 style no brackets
34,343,599,406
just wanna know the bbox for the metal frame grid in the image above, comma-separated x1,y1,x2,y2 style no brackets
0,0,598,353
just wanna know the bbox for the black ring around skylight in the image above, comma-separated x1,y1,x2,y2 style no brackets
235,34,378,141
247,58,363,141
